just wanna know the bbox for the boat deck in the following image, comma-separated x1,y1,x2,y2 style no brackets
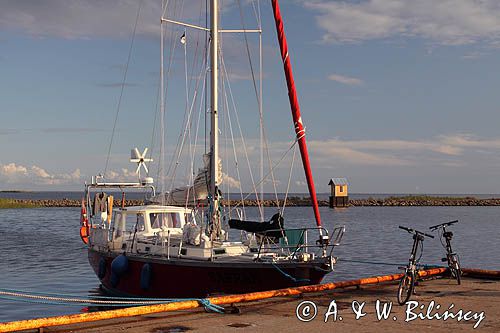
21,276,500,332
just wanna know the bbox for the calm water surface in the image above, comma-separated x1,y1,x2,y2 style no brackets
0,206,499,322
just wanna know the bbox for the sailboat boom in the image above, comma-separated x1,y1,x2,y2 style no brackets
271,0,322,227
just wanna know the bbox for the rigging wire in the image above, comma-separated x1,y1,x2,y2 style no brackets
221,66,231,216
146,75,161,178
165,58,207,197
221,75,246,216
103,0,143,178
235,0,280,209
188,74,207,206
224,137,299,218
281,142,297,216
183,2,207,205
220,55,263,217
158,0,186,199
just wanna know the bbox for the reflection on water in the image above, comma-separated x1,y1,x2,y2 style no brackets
0,206,499,322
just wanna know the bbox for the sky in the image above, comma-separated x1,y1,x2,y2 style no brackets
2,0,500,194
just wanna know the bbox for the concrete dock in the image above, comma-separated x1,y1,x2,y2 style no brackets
12,276,500,332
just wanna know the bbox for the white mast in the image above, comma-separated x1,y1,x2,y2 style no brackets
160,0,165,205
210,0,221,239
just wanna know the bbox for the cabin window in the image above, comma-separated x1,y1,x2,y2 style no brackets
114,212,145,239
339,185,343,192
150,212,182,229
125,213,145,232
112,212,122,238
150,213,165,229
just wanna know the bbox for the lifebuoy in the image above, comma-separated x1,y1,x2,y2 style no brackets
80,199,89,244
80,225,89,244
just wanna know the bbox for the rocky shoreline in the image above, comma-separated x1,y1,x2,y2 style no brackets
5,195,500,208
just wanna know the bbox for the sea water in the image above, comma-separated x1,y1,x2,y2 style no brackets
0,206,498,322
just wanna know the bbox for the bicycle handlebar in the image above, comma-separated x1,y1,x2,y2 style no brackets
429,219,458,231
399,225,434,238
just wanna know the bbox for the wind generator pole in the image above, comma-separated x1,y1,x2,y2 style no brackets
210,0,221,240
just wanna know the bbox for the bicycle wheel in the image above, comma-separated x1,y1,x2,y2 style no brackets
450,260,461,285
397,272,414,305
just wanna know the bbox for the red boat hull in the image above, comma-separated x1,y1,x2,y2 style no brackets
88,249,330,298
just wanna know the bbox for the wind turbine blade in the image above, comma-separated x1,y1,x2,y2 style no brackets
133,147,141,159
142,164,149,174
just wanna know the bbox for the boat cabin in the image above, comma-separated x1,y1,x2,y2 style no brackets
113,205,193,238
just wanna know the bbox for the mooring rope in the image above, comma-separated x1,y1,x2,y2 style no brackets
271,262,310,283
0,288,224,313
339,258,444,269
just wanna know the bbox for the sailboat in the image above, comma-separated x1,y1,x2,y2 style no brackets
80,0,344,298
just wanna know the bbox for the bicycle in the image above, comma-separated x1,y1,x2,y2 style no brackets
397,226,434,305
429,219,462,285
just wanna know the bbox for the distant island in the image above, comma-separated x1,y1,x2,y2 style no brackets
2,195,500,208
0,198,41,209
0,190,33,193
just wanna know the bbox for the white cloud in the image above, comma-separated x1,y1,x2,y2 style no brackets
31,166,51,179
221,173,241,189
305,133,500,168
338,139,463,156
0,162,82,186
328,73,364,86
71,169,81,179
1,163,28,176
0,0,157,39
0,1,245,40
105,168,138,182
438,133,500,149
304,0,500,45
309,141,412,166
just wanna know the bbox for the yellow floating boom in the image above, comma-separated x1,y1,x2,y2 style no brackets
0,267,448,333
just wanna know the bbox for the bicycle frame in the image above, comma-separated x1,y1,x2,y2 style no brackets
397,226,434,305
429,220,461,284
407,233,425,272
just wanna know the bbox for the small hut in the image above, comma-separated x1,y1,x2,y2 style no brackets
328,178,348,208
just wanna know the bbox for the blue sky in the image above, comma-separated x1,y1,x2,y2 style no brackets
2,0,500,194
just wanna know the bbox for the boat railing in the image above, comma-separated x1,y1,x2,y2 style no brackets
84,180,156,227
254,226,344,260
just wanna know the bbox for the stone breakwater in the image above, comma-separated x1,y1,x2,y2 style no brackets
350,196,500,206
11,199,144,208
9,196,500,207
